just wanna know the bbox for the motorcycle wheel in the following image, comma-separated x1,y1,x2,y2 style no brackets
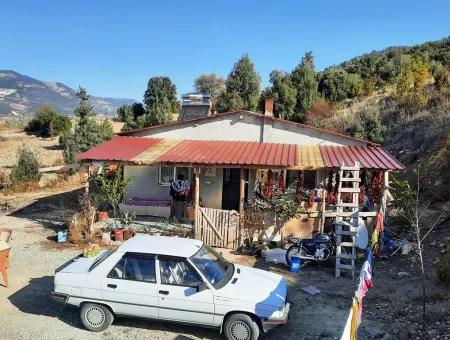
285,245,302,266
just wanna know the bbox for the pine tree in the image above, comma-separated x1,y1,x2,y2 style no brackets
216,54,261,112
291,51,319,113
143,77,179,125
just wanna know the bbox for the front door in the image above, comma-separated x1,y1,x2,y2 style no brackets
222,168,248,210
102,253,159,318
157,256,214,324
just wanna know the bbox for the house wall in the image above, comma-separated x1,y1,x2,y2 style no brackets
123,166,171,201
129,112,367,147
199,168,223,209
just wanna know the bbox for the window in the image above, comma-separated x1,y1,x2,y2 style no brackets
159,167,175,186
158,167,190,186
285,170,317,189
108,254,156,283
159,258,203,287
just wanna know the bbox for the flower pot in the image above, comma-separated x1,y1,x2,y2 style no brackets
186,207,195,221
123,229,135,240
97,211,109,222
113,228,124,242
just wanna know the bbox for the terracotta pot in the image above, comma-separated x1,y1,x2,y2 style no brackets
97,211,109,222
123,229,135,240
113,228,124,242
186,207,195,221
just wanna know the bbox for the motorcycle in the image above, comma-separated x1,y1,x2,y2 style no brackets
284,231,336,266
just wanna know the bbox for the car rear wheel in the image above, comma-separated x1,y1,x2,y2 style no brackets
80,303,114,332
224,313,260,340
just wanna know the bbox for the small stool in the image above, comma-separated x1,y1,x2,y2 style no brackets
0,248,10,287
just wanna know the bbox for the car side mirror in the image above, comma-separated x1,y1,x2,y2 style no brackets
196,282,208,293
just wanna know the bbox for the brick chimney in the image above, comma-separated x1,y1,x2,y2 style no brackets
264,98,273,116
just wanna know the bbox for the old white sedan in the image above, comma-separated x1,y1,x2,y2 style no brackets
53,235,289,340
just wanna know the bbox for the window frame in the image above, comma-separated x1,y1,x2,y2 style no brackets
107,252,157,284
157,255,204,288
158,167,190,186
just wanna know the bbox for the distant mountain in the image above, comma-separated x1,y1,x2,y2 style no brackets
0,70,137,117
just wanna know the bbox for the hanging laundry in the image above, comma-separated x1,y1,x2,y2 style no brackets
170,180,191,197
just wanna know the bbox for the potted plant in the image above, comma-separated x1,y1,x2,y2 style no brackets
120,210,136,240
185,201,195,221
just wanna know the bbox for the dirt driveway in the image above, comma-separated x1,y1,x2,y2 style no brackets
0,188,449,340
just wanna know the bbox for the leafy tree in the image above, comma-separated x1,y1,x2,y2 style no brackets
349,104,387,143
318,68,363,102
434,67,449,94
117,103,146,132
216,54,261,112
259,71,297,120
10,147,40,184
60,87,114,163
90,166,131,217
291,51,319,113
25,105,72,137
143,76,179,125
194,73,225,98
394,59,432,111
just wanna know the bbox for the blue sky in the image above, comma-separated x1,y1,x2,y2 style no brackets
1,1,449,101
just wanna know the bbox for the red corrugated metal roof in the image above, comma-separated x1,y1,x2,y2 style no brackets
76,136,162,161
319,145,404,170
76,136,404,170
156,140,298,167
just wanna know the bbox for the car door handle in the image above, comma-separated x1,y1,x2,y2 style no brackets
159,290,169,295
107,284,117,289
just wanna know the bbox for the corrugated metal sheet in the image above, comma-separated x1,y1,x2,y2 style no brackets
77,136,404,170
76,136,162,161
157,140,298,167
319,145,404,170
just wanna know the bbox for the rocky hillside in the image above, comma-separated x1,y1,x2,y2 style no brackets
0,70,136,117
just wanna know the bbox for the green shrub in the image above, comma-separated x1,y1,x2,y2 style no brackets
10,148,40,184
25,105,72,137
436,254,450,287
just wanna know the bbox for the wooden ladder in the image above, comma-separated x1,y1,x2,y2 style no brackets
335,162,360,279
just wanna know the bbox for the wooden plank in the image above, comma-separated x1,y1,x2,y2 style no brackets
340,178,361,182
336,253,357,260
194,168,200,235
337,202,359,208
336,231,357,236
339,187,360,193
200,207,224,241
337,263,355,270
339,241,356,247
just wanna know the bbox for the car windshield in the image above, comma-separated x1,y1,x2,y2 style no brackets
190,244,234,289
89,247,117,272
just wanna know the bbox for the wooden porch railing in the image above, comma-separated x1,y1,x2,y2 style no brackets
195,207,240,249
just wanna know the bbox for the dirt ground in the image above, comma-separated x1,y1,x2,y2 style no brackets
0,188,449,340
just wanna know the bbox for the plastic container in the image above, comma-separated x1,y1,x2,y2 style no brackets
289,255,301,273
57,231,68,243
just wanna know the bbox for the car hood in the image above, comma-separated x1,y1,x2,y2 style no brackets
216,264,287,309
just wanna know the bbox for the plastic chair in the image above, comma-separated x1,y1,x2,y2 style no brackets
0,248,10,287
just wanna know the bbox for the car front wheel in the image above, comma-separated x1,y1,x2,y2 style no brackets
224,313,260,340
80,303,114,332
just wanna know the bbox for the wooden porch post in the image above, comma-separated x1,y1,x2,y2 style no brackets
194,167,200,238
239,168,245,228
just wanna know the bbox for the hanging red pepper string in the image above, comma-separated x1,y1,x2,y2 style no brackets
359,185,365,205
295,171,303,202
369,171,383,204
309,190,315,208
279,170,285,194
265,169,273,199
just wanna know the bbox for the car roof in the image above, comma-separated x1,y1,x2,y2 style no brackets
117,235,203,258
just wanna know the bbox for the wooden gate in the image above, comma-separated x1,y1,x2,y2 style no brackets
195,207,240,249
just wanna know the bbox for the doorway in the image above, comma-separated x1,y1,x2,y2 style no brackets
221,168,248,210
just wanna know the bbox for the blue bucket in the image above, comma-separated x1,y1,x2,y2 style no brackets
57,231,68,243
290,255,301,273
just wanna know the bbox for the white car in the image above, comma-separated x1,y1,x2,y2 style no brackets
53,235,290,340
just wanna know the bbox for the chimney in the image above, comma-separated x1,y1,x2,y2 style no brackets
264,98,273,116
